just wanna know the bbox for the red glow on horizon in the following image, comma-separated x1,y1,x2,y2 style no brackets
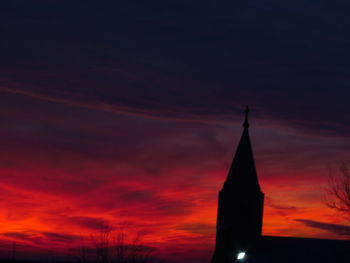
0,101,349,262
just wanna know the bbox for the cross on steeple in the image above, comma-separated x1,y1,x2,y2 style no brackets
243,105,249,129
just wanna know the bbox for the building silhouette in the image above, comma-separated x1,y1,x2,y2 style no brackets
211,106,350,263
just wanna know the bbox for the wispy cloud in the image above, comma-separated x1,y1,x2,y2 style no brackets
295,219,350,237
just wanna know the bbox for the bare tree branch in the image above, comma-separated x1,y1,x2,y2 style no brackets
75,226,157,263
325,162,350,221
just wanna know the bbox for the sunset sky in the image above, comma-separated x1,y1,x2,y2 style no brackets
1,1,350,262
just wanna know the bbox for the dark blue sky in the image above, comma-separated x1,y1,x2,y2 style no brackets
1,0,350,136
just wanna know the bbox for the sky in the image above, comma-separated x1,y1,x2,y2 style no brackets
1,1,350,262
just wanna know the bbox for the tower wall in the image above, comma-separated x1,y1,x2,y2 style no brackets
211,188,264,263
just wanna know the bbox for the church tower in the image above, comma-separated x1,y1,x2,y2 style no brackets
211,106,264,263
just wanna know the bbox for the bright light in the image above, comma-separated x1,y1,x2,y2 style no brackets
237,252,246,260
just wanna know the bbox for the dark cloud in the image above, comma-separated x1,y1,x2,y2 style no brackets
83,186,196,219
67,216,112,230
0,1,349,137
3,231,79,244
265,196,300,211
295,219,350,236
3,232,33,240
43,232,80,242
177,222,214,236
269,204,299,211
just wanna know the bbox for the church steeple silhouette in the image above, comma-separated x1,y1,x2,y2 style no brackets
211,106,264,263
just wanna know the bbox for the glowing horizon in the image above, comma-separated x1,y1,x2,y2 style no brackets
0,94,349,262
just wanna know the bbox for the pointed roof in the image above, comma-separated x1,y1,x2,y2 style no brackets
224,106,261,191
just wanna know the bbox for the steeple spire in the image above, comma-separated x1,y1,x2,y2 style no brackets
243,105,249,129
211,106,264,263
224,105,260,190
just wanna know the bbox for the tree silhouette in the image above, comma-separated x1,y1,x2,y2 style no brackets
325,162,350,221
92,227,111,263
73,226,157,263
